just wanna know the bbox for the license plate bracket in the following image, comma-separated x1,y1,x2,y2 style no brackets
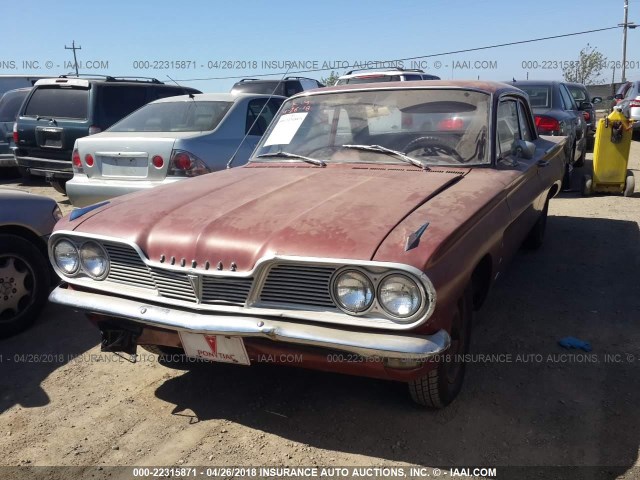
179,332,251,365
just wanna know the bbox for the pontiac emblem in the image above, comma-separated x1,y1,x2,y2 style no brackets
187,274,202,304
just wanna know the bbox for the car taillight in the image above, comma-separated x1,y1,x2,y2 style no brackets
85,154,94,167
630,98,640,108
88,126,101,135
582,111,591,122
72,148,83,174
168,150,210,177
534,115,560,133
152,155,164,168
12,122,18,143
438,117,465,130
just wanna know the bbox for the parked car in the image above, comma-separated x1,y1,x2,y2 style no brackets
0,75,51,97
230,77,323,97
613,81,633,106
0,188,61,338
335,68,440,85
509,80,588,186
66,93,285,207
615,80,640,139
48,80,565,408
565,82,602,143
0,88,30,169
13,76,201,193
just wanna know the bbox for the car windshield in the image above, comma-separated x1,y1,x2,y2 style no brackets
518,86,551,109
108,100,232,132
252,88,490,166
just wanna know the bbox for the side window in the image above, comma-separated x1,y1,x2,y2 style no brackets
559,85,576,111
496,100,519,158
98,86,149,127
285,81,304,97
403,74,423,81
246,98,280,136
516,101,534,141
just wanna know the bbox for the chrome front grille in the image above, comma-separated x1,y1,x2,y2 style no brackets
260,264,337,309
104,243,156,289
149,268,198,302
202,276,253,305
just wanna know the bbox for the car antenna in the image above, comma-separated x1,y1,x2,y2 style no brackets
226,67,291,169
167,74,195,100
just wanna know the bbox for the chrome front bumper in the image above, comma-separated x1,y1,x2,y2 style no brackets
49,286,450,360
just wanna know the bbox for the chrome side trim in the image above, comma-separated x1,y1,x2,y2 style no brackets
48,230,437,331
49,286,449,360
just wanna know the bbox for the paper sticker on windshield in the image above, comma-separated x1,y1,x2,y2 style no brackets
263,112,308,146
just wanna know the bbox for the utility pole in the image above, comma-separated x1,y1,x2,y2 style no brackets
65,40,81,76
620,0,637,83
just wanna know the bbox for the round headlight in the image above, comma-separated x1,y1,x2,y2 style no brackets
79,241,109,279
333,270,374,314
53,239,79,275
378,274,422,318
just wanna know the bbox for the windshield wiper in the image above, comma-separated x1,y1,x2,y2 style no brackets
35,116,57,124
341,144,430,171
255,151,326,167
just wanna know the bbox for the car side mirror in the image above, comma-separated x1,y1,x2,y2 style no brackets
579,101,593,111
614,94,624,100
512,139,536,160
591,96,602,104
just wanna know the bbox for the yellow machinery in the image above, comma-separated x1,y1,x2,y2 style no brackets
582,107,635,197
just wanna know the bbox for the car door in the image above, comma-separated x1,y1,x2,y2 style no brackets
497,97,546,259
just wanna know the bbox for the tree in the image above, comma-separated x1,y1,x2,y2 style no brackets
320,71,341,86
562,44,607,85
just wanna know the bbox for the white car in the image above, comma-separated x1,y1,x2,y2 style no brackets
335,68,440,85
616,80,640,139
67,93,285,207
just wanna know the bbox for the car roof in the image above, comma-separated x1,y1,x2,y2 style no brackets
151,92,287,104
0,87,32,96
294,79,521,97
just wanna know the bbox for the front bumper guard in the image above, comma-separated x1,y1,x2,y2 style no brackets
49,286,450,360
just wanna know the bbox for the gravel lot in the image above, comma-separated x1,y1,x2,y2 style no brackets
1,139,639,479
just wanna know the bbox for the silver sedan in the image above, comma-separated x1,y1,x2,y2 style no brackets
67,92,285,207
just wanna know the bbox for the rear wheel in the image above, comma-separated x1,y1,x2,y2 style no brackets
49,179,67,195
624,170,635,197
408,286,472,408
0,234,50,338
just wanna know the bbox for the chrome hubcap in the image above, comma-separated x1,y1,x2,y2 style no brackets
0,256,33,317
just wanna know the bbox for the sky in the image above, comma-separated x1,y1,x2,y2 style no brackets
3,0,639,92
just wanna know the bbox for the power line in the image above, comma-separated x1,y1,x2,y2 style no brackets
173,25,622,82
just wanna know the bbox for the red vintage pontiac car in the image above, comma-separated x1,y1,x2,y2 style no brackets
48,81,566,408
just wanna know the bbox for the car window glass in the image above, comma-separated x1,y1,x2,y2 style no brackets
518,86,551,109
0,90,29,122
109,101,232,132
516,101,533,141
403,74,422,81
23,86,89,119
99,86,149,127
285,82,304,97
246,98,280,135
344,75,401,84
497,100,519,158
567,86,587,103
560,85,576,111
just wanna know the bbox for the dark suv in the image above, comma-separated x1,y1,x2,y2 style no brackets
13,76,200,193
230,77,324,97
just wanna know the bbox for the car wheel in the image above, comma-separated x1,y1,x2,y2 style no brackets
523,198,549,250
408,286,472,408
574,144,586,168
561,162,572,191
49,179,68,195
624,170,635,197
0,234,50,339
581,174,593,197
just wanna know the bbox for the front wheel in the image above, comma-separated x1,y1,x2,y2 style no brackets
408,287,472,408
0,234,50,338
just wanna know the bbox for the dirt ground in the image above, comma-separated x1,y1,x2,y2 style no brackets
1,139,639,479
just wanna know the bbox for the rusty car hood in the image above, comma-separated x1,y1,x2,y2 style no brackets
59,164,468,272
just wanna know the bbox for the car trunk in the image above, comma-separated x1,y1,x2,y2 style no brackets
76,132,189,181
